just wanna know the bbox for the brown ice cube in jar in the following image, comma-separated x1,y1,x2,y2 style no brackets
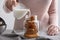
29,16,35,21
24,15,39,38
25,20,38,33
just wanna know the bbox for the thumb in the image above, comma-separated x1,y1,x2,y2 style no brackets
12,0,18,6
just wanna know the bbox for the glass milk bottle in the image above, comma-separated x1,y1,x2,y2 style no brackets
24,15,39,38
13,3,31,35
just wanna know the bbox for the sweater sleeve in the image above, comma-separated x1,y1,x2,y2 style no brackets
48,0,58,26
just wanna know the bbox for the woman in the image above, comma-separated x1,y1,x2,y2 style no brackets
4,0,60,36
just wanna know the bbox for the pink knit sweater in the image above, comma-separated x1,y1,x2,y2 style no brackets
5,0,58,31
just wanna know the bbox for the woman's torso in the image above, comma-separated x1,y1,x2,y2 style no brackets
14,0,52,31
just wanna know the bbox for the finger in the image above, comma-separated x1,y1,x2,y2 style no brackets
12,0,18,6
5,0,13,11
12,0,16,6
51,30,58,36
48,25,54,31
49,29,56,36
48,26,55,34
16,0,19,2
49,27,59,36
54,27,59,35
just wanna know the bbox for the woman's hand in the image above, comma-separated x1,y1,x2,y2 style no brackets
47,24,60,36
5,0,18,11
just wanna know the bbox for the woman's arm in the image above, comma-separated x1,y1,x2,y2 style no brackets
48,0,58,26
47,0,60,36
